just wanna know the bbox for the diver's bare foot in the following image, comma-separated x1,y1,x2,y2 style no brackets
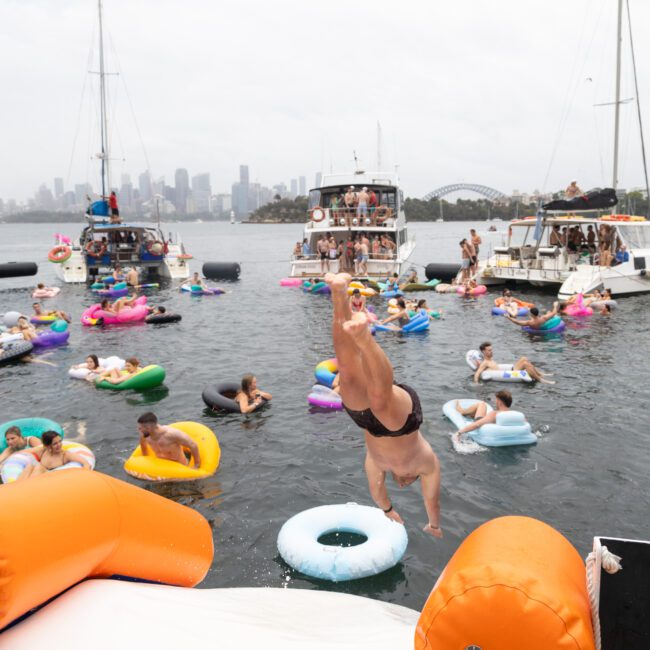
324,272,352,292
343,311,370,338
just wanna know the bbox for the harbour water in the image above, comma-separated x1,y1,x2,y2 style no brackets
1,220,649,611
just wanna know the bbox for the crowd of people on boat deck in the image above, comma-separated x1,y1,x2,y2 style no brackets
312,186,396,226
293,232,397,274
548,222,628,267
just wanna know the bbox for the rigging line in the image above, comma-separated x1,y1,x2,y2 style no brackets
105,27,152,176
626,0,650,214
66,27,97,191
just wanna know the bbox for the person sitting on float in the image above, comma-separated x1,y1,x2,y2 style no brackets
18,431,90,481
235,374,272,414
499,289,522,317
95,356,140,385
148,305,167,316
385,273,400,291
349,288,367,313
399,270,418,288
71,354,104,383
0,426,41,466
10,316,38,341
506,304,559,332
99,294,138,315
379,298,411,331
136,412,200,468
32,302,70,323
453,390,516,443
472,341,553,384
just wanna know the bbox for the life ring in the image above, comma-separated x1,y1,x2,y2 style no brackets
146,240,165,256
85,241,107,258
177,253,193,259
277,503,408,581
310,207,326,223
375,206,392,223
48,245,72,264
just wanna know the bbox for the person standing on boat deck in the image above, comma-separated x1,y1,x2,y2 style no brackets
586,226,596,253
368,189,378,223
344,186,356,220
459,239,471,282
301,238,311,258
359,238,369,276
317,235,330,274
470,229,482,258
357,187,369,222
565,180,583,199
324,272,443,539
330,194,340,223
108,191,120,224
468,232,479,275
550,225,562,247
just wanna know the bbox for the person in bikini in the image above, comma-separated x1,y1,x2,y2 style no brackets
325,272,442,538
95,356,141,385
349,288,367,313
136,412,201,468
18,430,91,480
453,390,514,443
235,374,272,414
0,426,41,466
473,341,554,384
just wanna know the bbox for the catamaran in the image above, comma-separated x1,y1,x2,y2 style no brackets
48,0,190,284
289,171,415,278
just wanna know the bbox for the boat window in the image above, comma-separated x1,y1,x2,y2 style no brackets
308,190,321,209
378,190,396,211
619,225,650,250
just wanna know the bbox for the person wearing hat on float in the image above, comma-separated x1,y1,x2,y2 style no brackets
357,187,369,221
565,180,583,199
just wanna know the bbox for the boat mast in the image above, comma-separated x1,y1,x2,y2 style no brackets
612,0,623,189
98,0,110,198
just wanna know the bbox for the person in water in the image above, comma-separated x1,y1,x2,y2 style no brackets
182,272,209,291
235,374,272,414
71,354,104,382
473,341,554,384
325,272,442,538
0,426,41,465
95,357,140,385
125,267,139,287
349,288,367,313
499,289,524,317
379,297,411,331
506,304,560,332
10,316,38,341
100,294,139,314
32,302,70,323
453,390,515,443
18,431,91,480
137,412,201,468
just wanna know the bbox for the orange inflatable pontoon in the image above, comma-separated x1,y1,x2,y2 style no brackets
494,296,535,309
0,470,213,630
415,516,595,649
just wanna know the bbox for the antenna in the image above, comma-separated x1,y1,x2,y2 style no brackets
377,121,383,170
353,150,359,171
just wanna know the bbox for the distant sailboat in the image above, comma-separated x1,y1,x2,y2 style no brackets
230,210,236,225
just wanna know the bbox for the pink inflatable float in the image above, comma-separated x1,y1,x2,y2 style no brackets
280,278,303,287
81,296,148,326
565,294,593,317
456,284,487,296
32,287,61,299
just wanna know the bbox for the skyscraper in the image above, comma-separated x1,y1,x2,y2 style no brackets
192,173,211,213
240,165,249,185
138,171,152,202
299,176,306,196
315,172,322,188
54,178,64,198
174,168,190,214
290,178,298,198
232,165,250,216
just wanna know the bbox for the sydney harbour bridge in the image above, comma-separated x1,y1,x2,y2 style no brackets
422,183,507,202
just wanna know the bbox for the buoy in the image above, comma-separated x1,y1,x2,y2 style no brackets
0,262,38,278
202,262,241,281
415,516,595,649
424,263,459,282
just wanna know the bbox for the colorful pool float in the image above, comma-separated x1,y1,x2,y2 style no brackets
95,364,165,391
81,296,148,326
124,421,220,482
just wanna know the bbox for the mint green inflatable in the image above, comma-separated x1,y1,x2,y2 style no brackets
0,417,64,452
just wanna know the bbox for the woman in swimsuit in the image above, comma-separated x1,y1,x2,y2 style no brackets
95,357,140,385
349,288,366,313
324,272,442,538
379,298,411,331
71,354,103,383
235,374,272,414
0,426,41,466
18,430,90,480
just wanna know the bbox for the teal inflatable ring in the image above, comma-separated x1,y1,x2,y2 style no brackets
0,417,64,452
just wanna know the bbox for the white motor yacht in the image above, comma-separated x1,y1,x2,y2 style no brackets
289,171,415,278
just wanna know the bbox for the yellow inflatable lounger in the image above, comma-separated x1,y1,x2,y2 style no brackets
124,421,220,482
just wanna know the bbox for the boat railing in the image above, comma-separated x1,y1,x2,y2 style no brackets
306,207,395,229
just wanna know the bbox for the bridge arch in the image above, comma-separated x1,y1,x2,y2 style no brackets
423,183,507,202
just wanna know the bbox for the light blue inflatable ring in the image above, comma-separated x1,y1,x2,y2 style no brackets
0,417,64,452
277,503,408,582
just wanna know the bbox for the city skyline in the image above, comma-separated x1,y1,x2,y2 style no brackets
1,1,649,206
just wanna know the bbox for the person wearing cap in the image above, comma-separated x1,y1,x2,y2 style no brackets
565,180,583,199
357,187,369,221
344,186,357,217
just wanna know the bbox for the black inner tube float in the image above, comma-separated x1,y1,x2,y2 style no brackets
202,381,242,413
145,313,182,324
0,341,34,365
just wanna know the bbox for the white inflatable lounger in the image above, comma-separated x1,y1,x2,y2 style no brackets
442,398,537,447
0,579,419,650
465,349,533,383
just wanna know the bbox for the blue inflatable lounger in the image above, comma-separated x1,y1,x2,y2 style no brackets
442,398,536,447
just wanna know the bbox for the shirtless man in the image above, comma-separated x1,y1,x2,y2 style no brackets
32,302,70,323
125,267,139,287
317,235,330,274
506,305,561,341
565,180,583,199
473,341,554,384
459,239,471,282
325,272,443,538
381,234,396,258
344,186,357,216
549,225,562,247
136,412,201,468
469,229,481,274
453,390,515,443
357,187,369,221
359,238,369,275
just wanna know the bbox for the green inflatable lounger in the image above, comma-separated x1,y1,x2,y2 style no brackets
95,365,166,391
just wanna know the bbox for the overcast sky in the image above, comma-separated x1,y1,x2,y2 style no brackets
2,0,649,202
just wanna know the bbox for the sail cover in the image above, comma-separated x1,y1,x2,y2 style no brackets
86,200,110,216
543,187,618,211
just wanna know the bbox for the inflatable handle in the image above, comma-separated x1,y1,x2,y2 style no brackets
495,410,526,426
0,471,213,630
